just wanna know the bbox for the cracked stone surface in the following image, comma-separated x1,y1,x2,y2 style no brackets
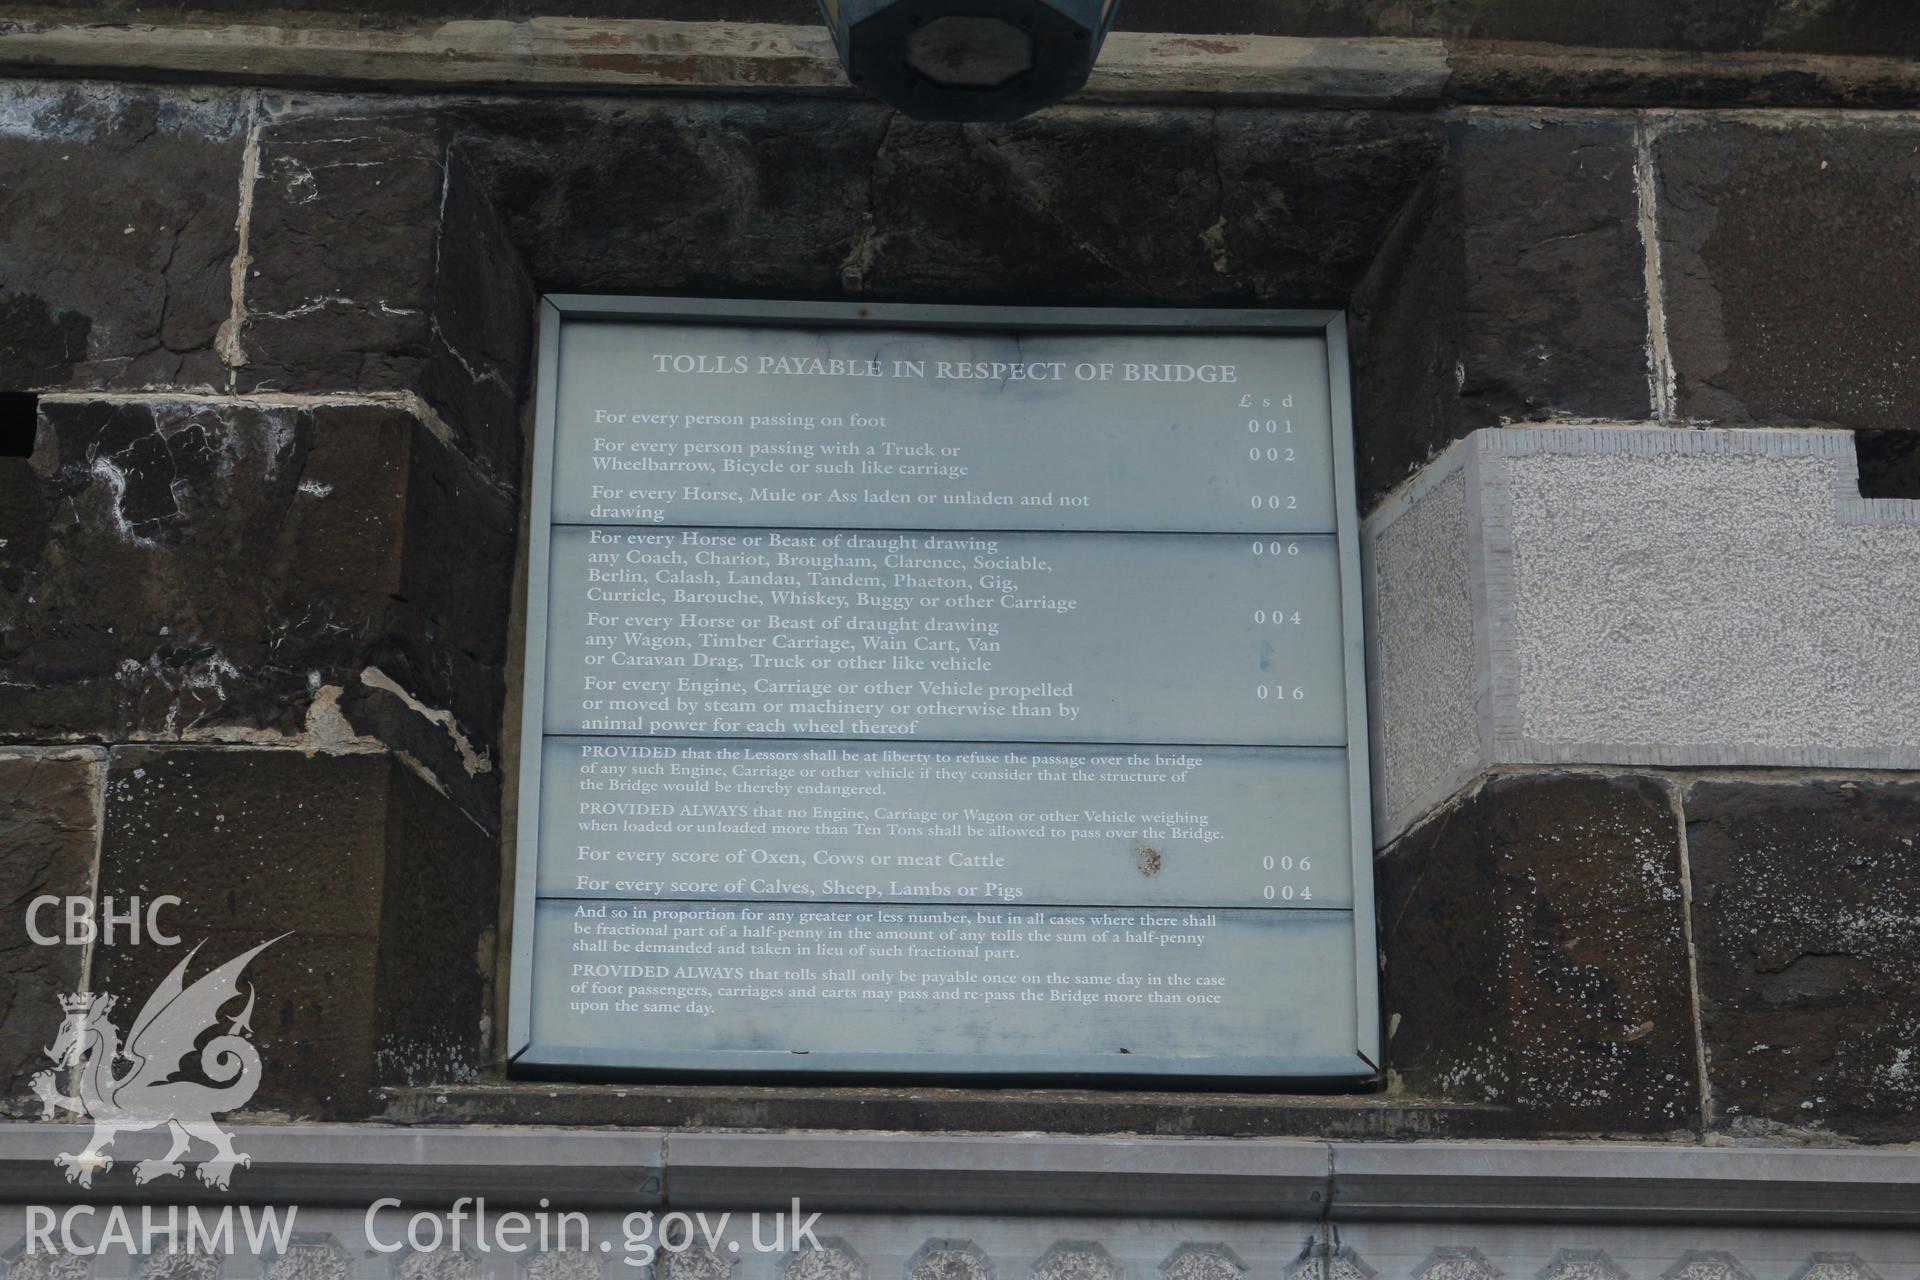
237,112,531,483
1376,772,1697,1133
0,82,249,392
1686,778,1920,1141
238,112,446,395
0,399,406,740
0,398,512,798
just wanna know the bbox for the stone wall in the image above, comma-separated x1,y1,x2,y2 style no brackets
0,83,527,1120
1,47,1916,1142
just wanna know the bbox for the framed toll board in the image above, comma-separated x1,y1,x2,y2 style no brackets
507,297,1378,1079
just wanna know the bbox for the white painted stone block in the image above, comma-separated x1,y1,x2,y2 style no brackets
1363,427,1920,843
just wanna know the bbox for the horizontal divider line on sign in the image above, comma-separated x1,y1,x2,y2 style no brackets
542,732,1350,750
548,522,1344,539
534,895,1353,913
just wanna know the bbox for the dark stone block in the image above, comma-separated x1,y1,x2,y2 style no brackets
1657,118,1920,432
92,748,389,1117
0,294,92,392
376,759,499,1085
1,399,403,740
238,112,445,397
459,100,1437,306
420,143,535,485
458,98,885,296
1855,428,1920,500
238,112,532,482
91,746,497,1119
862,108,1224,302
0,749,99,1114
1440,0,1920,55
1453,116,1649,421
358,405,517,791
1685,778,1920,1141
1377,772,1699,1133
1215,110,1445,304
863,107,1438,304
0,400,406,740
1352,113,1650,508
0,84,247,392
0,400,512,792
337,674,505,838
1349,168,1460,509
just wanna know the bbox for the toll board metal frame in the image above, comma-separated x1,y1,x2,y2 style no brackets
507,295,1379,1081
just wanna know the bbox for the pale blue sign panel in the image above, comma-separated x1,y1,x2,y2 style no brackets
552,322,1337,534
509,298,1378,1080
541,527,1347,746
537,737,1355,910
528,898,1362,1076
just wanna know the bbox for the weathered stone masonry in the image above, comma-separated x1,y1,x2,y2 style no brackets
1,83,530,1119
1,36,1917,1140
